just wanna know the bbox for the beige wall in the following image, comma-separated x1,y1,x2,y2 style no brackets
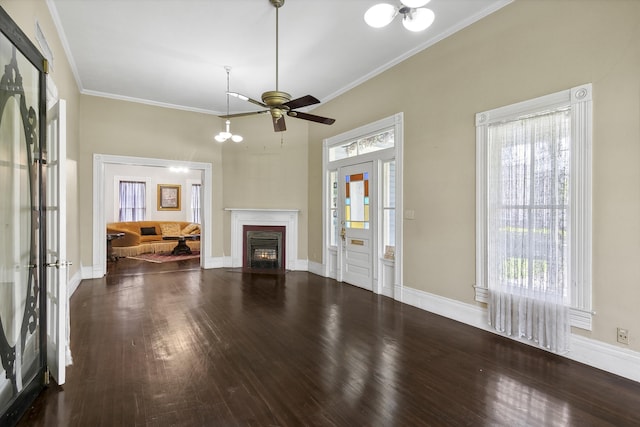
78,96,226,261
219,115,309,258
2,0,82,278
78,96,311,263
309,0,640,351
4,0,639,354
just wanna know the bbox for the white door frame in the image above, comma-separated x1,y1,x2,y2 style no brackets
322,113,404,299
92,154,213,277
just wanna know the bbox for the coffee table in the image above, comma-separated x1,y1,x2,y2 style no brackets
163,234,200,255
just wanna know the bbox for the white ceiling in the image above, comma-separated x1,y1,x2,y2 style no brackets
48,0,511,116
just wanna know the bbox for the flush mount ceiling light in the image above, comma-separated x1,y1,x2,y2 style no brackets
364,0,435,32
215,66,243,143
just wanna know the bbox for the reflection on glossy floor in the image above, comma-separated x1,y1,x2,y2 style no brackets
18,260,640,426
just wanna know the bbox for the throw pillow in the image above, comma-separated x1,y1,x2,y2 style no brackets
160,223,181,237
181,223,199,235
140,226,157,236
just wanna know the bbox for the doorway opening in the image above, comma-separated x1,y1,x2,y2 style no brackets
92,154,213,278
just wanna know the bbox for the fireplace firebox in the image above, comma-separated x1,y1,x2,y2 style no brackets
243,226,286,270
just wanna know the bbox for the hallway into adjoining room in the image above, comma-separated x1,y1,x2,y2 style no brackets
18,266,640,426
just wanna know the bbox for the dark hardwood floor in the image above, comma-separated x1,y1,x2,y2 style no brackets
17,258,640,426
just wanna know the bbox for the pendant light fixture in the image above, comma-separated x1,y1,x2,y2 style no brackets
215,66,243,143
364,0,435,32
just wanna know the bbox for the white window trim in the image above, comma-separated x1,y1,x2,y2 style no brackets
475,84,593,330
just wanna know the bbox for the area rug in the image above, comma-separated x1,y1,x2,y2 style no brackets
127,251,200,263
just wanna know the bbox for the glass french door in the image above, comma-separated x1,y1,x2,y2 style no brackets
339,162,374,291
0,8,48,425
46,99,70,386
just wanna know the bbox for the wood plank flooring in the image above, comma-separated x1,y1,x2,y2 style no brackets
18,259,640,426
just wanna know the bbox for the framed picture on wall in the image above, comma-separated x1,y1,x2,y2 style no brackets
158,184,181,210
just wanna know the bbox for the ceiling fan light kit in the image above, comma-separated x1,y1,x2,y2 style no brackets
215,66,243,143
364,0,435,32
218,0,335,133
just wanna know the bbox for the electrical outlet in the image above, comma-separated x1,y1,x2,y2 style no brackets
617,328,629,345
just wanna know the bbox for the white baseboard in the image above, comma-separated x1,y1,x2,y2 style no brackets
81,264,102,280
217,257,309,271
290,259,308,271
68,269,83,297
308,260,326,277
203,256,225,269
400,284,640,384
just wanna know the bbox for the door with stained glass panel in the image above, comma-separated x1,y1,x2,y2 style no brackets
339,162,374,290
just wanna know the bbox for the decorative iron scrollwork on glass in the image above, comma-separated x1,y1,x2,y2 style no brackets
0,46,40,397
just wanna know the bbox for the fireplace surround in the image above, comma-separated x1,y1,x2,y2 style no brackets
227,208,299,270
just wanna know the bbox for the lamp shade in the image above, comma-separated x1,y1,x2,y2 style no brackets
400,0,430,7
364,3,397,28
402,7,435,32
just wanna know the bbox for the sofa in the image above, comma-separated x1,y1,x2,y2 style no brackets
107,221,201,257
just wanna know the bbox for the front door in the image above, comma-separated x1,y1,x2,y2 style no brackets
45,99,70,385
339,162,374,291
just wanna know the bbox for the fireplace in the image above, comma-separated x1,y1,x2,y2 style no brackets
243,226,286,270
227,208,299,270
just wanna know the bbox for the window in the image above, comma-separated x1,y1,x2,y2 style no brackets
476,84,593,331
118,181,146,221
329,171,338,246
191,183,201,224
328,129,394,161
382,160,395,259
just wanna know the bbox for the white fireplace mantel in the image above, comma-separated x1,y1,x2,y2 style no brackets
225,208,300,270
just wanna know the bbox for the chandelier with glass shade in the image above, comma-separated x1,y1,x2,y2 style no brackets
215,66,243,143
364,0,435,32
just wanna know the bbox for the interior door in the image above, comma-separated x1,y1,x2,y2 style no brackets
339,162,374,291
45,99,70,385
0,10,48,423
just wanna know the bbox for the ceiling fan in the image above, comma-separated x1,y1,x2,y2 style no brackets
221,0,335,132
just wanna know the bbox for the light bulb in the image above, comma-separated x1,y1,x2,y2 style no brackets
231,135,243,143
402,7,434,32
400,0,430,7
364,3,397,28
215,134,227,142
228,92,248,101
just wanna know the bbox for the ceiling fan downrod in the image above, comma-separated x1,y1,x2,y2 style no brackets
270,0,284,92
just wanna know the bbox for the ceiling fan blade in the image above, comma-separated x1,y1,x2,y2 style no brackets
220,110,269,119
281,95,320,110
273,116,286,132
287,111,336,125
227,92,268,109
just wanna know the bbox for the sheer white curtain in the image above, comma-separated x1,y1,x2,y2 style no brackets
487,110,571,353
191,184,201,224
119,181,146,221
